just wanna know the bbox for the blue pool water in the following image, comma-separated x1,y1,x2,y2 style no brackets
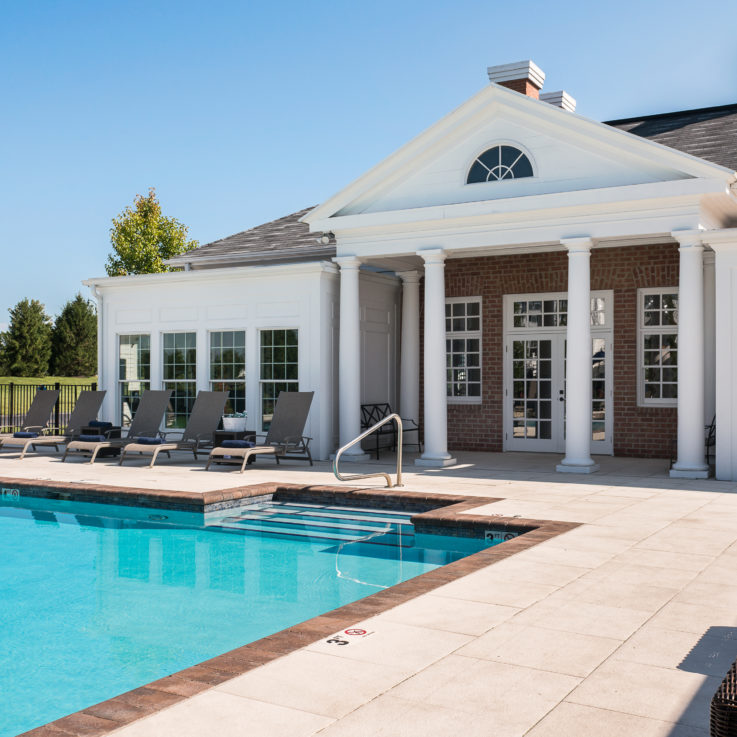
0,495,492,736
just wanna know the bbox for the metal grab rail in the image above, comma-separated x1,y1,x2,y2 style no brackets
332,413,403,488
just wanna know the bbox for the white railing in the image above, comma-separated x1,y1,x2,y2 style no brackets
332,413,403,488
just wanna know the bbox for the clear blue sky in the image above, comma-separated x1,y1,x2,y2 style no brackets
1,0,735,327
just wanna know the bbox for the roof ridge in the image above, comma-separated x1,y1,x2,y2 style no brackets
605,102,737,126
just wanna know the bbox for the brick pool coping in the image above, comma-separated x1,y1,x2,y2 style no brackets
8,478,579,737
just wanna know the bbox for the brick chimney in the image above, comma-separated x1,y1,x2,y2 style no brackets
487,60,545,99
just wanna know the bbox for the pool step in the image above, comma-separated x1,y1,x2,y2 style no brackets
212,502,415,546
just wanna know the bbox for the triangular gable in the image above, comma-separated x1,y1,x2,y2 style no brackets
303,84,734,225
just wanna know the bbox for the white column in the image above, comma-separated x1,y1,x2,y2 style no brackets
397,270,420,435
335,256,369,460
706,230,737,481
703,250,716,426
557,238,599,473
670,231,708,478
415,249,456,467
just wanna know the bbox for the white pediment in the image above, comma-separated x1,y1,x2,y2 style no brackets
305,84,733,225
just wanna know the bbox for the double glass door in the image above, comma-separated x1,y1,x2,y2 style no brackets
504,332,611,454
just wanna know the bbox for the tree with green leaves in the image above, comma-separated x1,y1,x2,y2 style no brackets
0,331,8,375
3,299,53,377
105,188,198,276
51,294,97,376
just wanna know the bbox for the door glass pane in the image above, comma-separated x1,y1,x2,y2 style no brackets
562,337,608,444
511,339,553,443
591,338,606,441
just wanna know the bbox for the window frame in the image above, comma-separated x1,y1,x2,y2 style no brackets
258,328,299,432
637,287,679,408
445,296,482,405
208,329,246,415
118,333,151,428
465,141,536,185
161,331,197,428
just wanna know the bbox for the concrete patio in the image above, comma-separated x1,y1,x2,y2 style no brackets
5,449,737,736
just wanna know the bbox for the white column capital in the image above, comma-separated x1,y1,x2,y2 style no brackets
417,248,447,265
701,228,737,252
333,255,362,270
671,229,704,249
561,236,594,253
396,270,421,284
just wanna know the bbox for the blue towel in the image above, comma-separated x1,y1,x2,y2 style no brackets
87,420,113,429
133,436,164,445
221,439,255,449
79,434,107,442
13,431,38,438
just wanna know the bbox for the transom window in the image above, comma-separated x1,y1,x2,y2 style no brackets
260,329,298,430
210,330,246,415
511,296,607,329
639,289,678,406
118,334,150,427
162,332,197,428
467,145,533,184
446,298,482,402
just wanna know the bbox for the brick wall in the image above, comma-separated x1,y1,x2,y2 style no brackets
441,243,679,458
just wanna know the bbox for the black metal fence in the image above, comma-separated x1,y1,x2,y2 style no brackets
0,382,97,434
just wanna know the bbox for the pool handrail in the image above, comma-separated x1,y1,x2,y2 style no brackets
332,413,403,488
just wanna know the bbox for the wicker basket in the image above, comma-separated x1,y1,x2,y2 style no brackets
711,659,737,736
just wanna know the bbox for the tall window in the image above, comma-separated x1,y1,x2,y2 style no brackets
163,332,196,428
639,288,678,406
446,298,482,402
210,330,246,414
260,329,298,430
119,335,150,427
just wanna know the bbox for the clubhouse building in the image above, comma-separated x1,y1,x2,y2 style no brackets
85,61,737,480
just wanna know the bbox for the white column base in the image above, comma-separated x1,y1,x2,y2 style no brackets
415,455,457,468
556,460,600,474
669,464,709,479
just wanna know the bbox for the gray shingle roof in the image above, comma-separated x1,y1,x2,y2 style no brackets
171,207,335,268
605,103,737,172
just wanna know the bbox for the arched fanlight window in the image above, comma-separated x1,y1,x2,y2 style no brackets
467,145,533,183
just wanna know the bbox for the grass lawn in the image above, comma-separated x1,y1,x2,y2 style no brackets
0,377,97,385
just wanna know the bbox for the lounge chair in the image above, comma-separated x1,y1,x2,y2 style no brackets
206,391,314,473
1,390,106,459
62,390,172,463
0,390,60,447
118,390,228,467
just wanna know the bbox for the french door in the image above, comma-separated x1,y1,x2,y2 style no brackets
503,292,613,455
505,335,563,452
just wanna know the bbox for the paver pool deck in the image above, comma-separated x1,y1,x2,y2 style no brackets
4,449,737,737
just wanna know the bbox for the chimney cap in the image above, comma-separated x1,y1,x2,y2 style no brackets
487,60,545,90
540,90,577,112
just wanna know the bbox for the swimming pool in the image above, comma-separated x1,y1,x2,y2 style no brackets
0,494,494,736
